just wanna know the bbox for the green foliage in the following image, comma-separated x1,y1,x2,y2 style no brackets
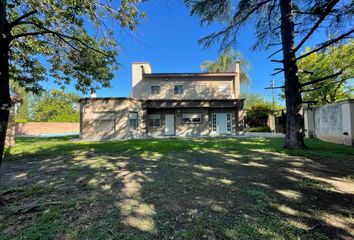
7,0,146,94
241,92,283,110
298,41,354,104
31,89,80,122
200,47,250,85
248,126,271,132
245,103,271,128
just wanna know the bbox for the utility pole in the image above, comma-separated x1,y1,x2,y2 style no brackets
271,79,275,114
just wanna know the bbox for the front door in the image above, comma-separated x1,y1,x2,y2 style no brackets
165,114,175,135
212,113,232,134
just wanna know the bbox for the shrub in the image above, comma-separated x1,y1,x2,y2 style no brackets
248,126,271,132
245,103,271,127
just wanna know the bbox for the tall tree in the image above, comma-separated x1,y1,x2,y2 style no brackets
299,41,354,104
31,89,80,122
185,0,354,149
0,1,146,164
200,47,250,85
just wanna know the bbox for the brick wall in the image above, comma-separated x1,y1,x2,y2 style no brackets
15,122,80,136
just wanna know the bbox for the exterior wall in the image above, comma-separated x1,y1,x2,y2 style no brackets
146,107,240,137
137,77,236,100
176,108,210,136
80,98,146,140
304,99,354,146
132,62,241,100
132,62,152,98
15,122,79,136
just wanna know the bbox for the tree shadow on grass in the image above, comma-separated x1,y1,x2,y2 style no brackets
0,137,353,239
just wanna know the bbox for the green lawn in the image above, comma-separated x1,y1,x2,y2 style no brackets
1,136,353,240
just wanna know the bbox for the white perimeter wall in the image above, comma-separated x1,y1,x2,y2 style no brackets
304,99,354,146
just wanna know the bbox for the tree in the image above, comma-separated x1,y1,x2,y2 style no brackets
245,103,271,128
240,92,283,110
185,0,354,149
299,41,354,104
31,89,80,122
200,47,250,85
0,1,146,164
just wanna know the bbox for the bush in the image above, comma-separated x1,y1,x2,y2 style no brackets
248,126,271,132
245,103,271,127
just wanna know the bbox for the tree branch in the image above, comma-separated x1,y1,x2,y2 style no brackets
199,0,272,47
296,28,354,61
293,0,340,53
268,48,282,58
301,77,351,93
11,22,112,58
300,71,343,88
271,69,284,76
298,69,314,75
9,10,38,28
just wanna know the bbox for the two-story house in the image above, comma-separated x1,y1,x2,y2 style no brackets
79,62,244,140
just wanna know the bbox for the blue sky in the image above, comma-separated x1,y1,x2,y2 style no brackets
46,1,329,103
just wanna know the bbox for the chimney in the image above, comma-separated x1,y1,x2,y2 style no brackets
90,88,97,98
233,61,241,99
132,62,151,99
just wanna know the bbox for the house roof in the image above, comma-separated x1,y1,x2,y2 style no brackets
143,72,237,78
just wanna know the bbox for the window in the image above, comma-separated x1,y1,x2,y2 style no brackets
218,83,229,95
148,114,161,127
212,114,217,132
174,84,183,94
226,113,232,132
151,85,160,95
129,112,138,130
196,84,207,94
94,119,115,132
181,113,202,124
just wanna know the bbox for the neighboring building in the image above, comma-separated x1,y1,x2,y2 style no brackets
79,62,245,140
5,96,22,147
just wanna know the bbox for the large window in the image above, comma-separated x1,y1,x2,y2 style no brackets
151,85,161,95
129,112,138,130
174,84,183,94
148,114,161,127
181,113,202,124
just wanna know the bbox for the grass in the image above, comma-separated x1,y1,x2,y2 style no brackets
1,136,353,240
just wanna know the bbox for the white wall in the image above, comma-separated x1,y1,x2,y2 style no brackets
304,99,354,146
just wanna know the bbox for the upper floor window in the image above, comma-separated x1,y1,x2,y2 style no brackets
218,83,229,95
151,85,161,95
196,84,207,94
174,84,183,95
129,112,138,130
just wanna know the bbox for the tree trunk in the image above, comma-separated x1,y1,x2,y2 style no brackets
0,1,11,166
279,0,307,149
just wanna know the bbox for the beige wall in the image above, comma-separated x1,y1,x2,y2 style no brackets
81,98,243,140
132,62,241,100
137,77,236,100
80,98,146,140
146,108,239,137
